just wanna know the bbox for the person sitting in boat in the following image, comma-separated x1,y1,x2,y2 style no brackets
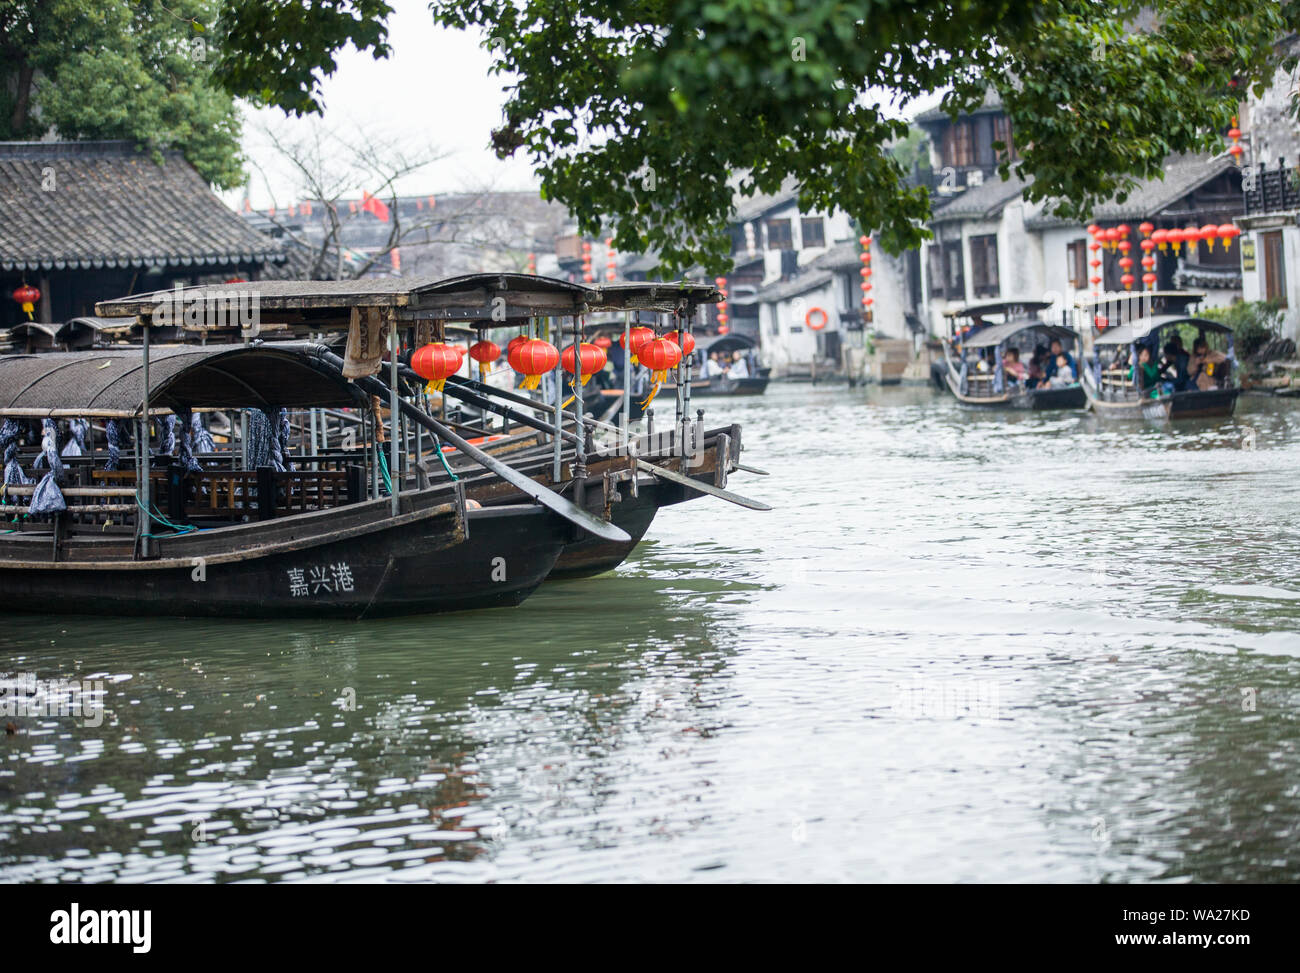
1188,336,1228,390
1041,339,1078,385
1025,347,1048,388
1166,336,1191,390
1047,353,1077,388
1002,347,1027,384
728,351,751,379
1135,345,1162,393
702,352,727,379
1159,341,1189,391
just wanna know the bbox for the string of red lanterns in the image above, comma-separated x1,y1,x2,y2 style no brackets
581,240,593,283
714,276,730,334
859,234,873,316
605,237,617,282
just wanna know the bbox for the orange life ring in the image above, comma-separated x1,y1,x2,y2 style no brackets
805,306,829,331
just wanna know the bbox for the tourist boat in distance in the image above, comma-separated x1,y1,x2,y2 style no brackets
1080,314,1241,420
680,333,770,398
939,299,1085,409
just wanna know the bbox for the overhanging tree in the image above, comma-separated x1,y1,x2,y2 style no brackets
212,0,1300,271
0,0,244,188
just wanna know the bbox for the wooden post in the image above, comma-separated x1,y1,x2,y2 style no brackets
256,465,277,520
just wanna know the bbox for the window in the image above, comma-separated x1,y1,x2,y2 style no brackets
765,218,793,250
992,115,1017,161
942,121,974,168
927,244,946,298
1262,231,1287,306
800,218,825,249
969,234,999,298
1066,239,1088,290
944,241,965,298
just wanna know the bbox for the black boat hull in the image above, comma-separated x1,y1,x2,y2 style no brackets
0,502,568,620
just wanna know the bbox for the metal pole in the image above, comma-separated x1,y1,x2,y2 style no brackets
621,310,631,449
140,319,151,558
552,316,563,483
309,408,318,471
574,315,586,483
389,327,399,515
674,310,685,455
683,304,695,454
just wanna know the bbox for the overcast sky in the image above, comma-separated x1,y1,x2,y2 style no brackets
230,0,941,209
233,0,537,208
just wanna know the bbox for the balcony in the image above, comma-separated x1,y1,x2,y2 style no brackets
1243,160,1300,216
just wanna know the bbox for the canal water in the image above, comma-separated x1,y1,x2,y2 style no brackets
2,383,1299,882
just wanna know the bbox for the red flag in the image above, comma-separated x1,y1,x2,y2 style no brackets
361,190,390,222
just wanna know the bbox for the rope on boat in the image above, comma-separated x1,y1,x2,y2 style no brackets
134,490,202,538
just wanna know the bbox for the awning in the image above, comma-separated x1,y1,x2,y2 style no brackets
0,343,363,417
1093,315,1233,346
962,321,1076,349
942,299,1054,320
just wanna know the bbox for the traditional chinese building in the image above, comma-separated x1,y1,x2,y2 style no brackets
0,140,284,331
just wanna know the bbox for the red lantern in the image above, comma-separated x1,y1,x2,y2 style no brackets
1117,223,1131,237
714,276,727,288
669,330,696,356
1089,275,1102,285
619,326,655,364
1141,255,1155,270
1095,314,1109,330
411,343,464,393
1089,259,1102,269
859,234,871,247
1139,221,1154,236
468,339,500,378
1200,223,1219,251
639,337,682,383
1121,273,1135,290
1142,272,1158,288
11,284,39,318
860,267,870,277
1119,256,1134,271
1217,223,1240,247
717,324,729,335
561,342,607,384
1089,241,1101,253
1229,144,1245,159
864,297,874,306
1118,239,1131,254
593,335,613,350
509,338,560,390
1151,228,1168,251
1086,223,1100,236
1140,238,1155,252
1168,228,1185,254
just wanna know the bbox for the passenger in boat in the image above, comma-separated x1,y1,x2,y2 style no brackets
700,352,725,379
729,351,751,379
1041,339,1078,384
1002,347,1027,384
1135,345,1162,392
1188,337,1228,391
1160,341,1190,391
1047,354,1077,388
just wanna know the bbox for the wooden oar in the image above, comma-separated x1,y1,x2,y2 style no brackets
637,459,772,511
313,349,631,543
736,462,770,475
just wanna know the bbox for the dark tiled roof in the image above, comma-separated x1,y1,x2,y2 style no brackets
752,269,834,303
810,241,862,271
930,171,1031,224
915,90,1004,125
733,176,801,223
0,141,283,273
1025,154,1238,228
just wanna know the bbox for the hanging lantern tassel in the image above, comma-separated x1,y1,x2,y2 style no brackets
638,337,682,409
410,343,464,394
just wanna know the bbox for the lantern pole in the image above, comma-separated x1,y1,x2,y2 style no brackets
552,315,563,484
573,314,587,497
139,314,151,559
388,322,400,516
674,309,685,433
683,303,694,438
621,310,632,448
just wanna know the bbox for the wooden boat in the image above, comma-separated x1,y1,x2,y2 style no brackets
939,300,1085,409
0,344,576,618
73,274,764,605
1080,313,1241,420
679,334,770,397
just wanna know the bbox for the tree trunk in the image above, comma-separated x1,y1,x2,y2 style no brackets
10,60,35,134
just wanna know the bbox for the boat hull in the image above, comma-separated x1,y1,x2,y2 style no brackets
944,367,1085,410
0,501,568,620
1083,371,1240,420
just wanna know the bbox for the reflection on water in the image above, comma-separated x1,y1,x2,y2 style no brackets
2,385,1299,882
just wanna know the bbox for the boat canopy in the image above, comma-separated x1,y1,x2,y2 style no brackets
961,321,1075,349
94,274,720,332
695,333,758,355
0,343,363,418
1093,315,1232,347
942,299,1054,320
1073,290,1204,310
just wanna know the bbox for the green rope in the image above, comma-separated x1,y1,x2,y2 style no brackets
377,449,394,496
135,490,202,538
